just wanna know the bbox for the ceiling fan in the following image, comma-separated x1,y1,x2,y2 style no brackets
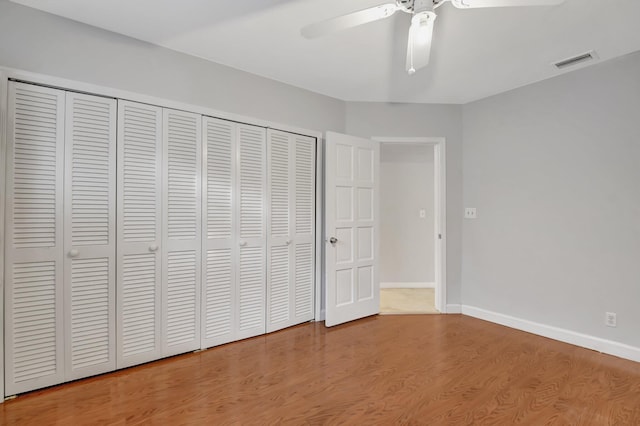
301,0,565,75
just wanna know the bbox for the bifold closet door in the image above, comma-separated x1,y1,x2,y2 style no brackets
201,119,266,347
236,124,267,340
5,82,66,395
116,100,163,369
266,130,315,333
201,117,236,348
63,92,117,381
161,109,201,356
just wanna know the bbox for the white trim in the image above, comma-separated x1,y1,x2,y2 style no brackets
446,304,462,314
373,137,443,144
373,136,447,313
462,305,640,363
0,70,7,402
381,282,435,289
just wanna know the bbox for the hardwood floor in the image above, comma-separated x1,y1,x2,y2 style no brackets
2,315,640,425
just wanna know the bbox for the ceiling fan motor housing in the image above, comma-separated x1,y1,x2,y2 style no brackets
398,0,437,13
413,0,434,13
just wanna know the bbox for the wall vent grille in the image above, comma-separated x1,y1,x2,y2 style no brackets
554,51,597,69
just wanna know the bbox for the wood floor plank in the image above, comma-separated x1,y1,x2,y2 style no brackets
2,315,640,425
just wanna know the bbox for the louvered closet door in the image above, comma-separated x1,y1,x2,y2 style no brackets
63,92,116,381
5,82,66,395
162,109,201,356
201,117,236,348
292,134,316,323
116,100,163,369
266,130,316,333
236,124,267,340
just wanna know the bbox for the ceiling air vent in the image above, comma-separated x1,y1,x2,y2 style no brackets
554,50,598,70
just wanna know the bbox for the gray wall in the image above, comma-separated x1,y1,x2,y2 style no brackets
0,0,345,133
346,102,464,305
380,144,435,284
462,51,640,347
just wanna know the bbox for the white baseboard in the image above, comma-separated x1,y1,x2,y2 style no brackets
445,304,461,314
462,305,640,363
318,309,326,322
381,282,435,289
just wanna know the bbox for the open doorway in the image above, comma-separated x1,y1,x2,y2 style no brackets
375,138,445,314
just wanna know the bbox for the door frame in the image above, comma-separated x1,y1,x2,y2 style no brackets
373,137,447,313
0,71,8,400
314,136,324,322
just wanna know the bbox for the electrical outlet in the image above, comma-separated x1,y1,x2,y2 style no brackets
605,312,617,327
464,208,477,219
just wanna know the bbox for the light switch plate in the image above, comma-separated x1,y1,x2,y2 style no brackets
419,209,426,219
464,208,477,219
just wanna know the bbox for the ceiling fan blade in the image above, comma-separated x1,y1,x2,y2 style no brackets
451,0,564,8
301,3,399,39
406,12,436,75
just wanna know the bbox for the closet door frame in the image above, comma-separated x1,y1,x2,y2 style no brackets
0,72,8,400
314,136,323,322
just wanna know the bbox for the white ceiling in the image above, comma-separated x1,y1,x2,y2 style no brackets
10,0,640,103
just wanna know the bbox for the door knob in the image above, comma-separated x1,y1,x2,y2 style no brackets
68,249,79,258
329,237,338,244
149,244,159,252
285,239,292,245
239,241,247,247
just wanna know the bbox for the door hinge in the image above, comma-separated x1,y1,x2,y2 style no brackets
438,234,442,239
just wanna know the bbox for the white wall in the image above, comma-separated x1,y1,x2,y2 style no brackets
462,51,640,348
0,0,345,133
346,102,463,305
380,144,434,284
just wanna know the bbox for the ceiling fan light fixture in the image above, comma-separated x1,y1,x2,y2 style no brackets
411,12,435,45
406,11,436,75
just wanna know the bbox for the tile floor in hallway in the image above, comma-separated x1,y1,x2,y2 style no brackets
379,288,439,314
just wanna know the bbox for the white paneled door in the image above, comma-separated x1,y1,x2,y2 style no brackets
162,109,201,356
266,130,315,333
116,100,163,369
63,92,117,381
5,82,66,395
325,131,380,327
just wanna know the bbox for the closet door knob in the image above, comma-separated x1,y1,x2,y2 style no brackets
149,244,159,252
68,249,79,258
285,239,292,245
239,241,247,247
329,237,338,244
